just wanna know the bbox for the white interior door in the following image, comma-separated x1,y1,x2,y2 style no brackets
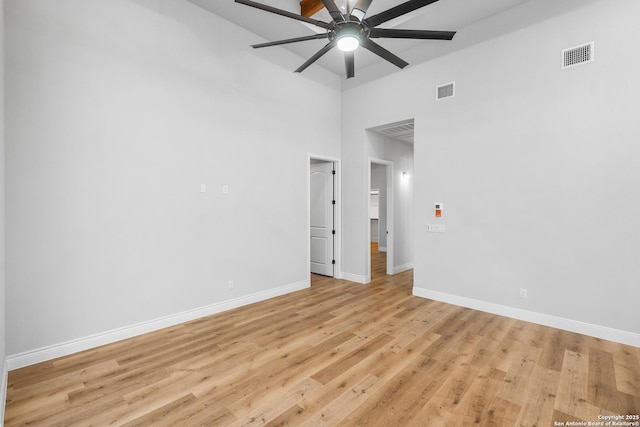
310,161,334,276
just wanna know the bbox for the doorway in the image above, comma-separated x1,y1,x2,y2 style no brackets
309,156,340,280
366,119,415,281
369,159,393,279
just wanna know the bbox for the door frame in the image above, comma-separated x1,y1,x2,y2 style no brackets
368,158,394,280
308,153,341,284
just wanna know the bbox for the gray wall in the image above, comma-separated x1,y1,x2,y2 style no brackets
341,0,640,340
5,0,640,369
1,0,7,420
5,0,341,357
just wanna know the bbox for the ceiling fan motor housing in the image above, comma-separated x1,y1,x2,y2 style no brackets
329,21,369,46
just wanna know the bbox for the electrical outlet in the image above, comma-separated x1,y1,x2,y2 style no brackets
228,280,234,290
519,288,528,299
222,185,229,194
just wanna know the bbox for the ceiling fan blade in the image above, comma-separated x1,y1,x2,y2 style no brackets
361,39,409,69
364,0,439,28
350,0,373,21
320,0,345,22
369,28,456,40
235,0,330,30
252,34,329,49
295,42,335,73
345,51,355,79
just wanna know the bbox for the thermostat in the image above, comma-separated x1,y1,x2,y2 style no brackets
434,203,443,217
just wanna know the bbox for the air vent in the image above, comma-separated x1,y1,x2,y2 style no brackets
436,82,455,100
562,42,594,69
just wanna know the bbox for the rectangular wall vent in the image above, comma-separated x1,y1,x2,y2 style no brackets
436,82,455,100
562,42,594,69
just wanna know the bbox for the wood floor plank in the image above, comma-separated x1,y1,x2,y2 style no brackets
5,245,639,425
556,349,589,418
121,393,198,427
496,344,543,404
310,333,395,385
485,396,522,427
280,329,441,426
227,377,322,427
613,346,640,397
344,330,468,426
300,374,379,426
449,361,506,424
589,347,621,412
514,364,560,427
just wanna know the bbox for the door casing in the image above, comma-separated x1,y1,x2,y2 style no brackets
310,161,335,276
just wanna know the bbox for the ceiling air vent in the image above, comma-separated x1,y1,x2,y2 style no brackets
562,42,594,69
436,82,455,101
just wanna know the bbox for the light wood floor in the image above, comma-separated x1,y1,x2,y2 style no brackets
5,243,640,426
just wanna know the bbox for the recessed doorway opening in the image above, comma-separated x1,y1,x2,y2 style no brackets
366,118,415,282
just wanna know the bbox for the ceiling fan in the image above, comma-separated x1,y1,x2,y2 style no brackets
235,0,456,78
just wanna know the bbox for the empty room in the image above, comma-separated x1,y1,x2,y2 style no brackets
1,0,639,425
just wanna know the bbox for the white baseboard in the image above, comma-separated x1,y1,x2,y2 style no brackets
340,272,368,284
378,246,387,253
7,281,309,370
413,287,640,348
393,262,414,275
1,359,7,425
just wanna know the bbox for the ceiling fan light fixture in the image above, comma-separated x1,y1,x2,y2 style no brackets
333,23,364,52
337,34,360,51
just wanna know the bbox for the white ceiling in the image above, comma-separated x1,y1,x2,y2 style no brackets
186,0,597,85
371,119,415,144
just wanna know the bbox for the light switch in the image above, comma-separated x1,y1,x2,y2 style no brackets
200,184,206,193
427,224,446,233
222,185,229,194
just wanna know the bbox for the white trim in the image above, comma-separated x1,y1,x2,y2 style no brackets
393,262,414,275
413,287,640,348
1,359,7,426
340,272,368,284
378,246,387,252
7,281,309,370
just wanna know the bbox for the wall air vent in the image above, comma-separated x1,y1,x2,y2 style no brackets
436,82,455,100
562,42,594,69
